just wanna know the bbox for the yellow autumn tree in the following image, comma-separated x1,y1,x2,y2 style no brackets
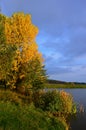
4,12,40,62
0,12,46,93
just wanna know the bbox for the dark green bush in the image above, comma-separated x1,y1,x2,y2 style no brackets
33,90,76,116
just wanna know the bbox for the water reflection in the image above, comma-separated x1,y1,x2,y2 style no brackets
70,112,86,130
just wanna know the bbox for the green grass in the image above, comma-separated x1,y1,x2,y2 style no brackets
45,83,86,88
0,102,67,130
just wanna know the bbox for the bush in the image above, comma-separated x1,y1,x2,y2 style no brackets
33,90,76,116
59,90,76,114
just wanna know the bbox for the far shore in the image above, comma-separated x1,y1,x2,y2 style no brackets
45,83,86,89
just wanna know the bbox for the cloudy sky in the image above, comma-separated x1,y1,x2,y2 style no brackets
1,0,86,82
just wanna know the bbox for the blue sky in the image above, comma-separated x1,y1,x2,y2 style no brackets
1,0,86,82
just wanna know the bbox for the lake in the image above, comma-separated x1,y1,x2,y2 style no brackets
59,89,86,130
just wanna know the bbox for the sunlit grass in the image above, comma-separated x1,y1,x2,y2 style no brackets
45,83,86,88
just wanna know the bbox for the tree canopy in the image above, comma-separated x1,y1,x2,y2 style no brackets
0,12,46,93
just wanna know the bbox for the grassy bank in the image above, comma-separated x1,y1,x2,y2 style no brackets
45,83,86,89
0,89,76,130
0,102,67,130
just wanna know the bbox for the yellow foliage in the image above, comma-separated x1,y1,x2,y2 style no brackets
4,12,42,64
0,12,45,91
19,74,25,79
4,12,38,45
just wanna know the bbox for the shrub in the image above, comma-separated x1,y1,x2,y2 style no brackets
59,90,76,114
33,90,76,116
